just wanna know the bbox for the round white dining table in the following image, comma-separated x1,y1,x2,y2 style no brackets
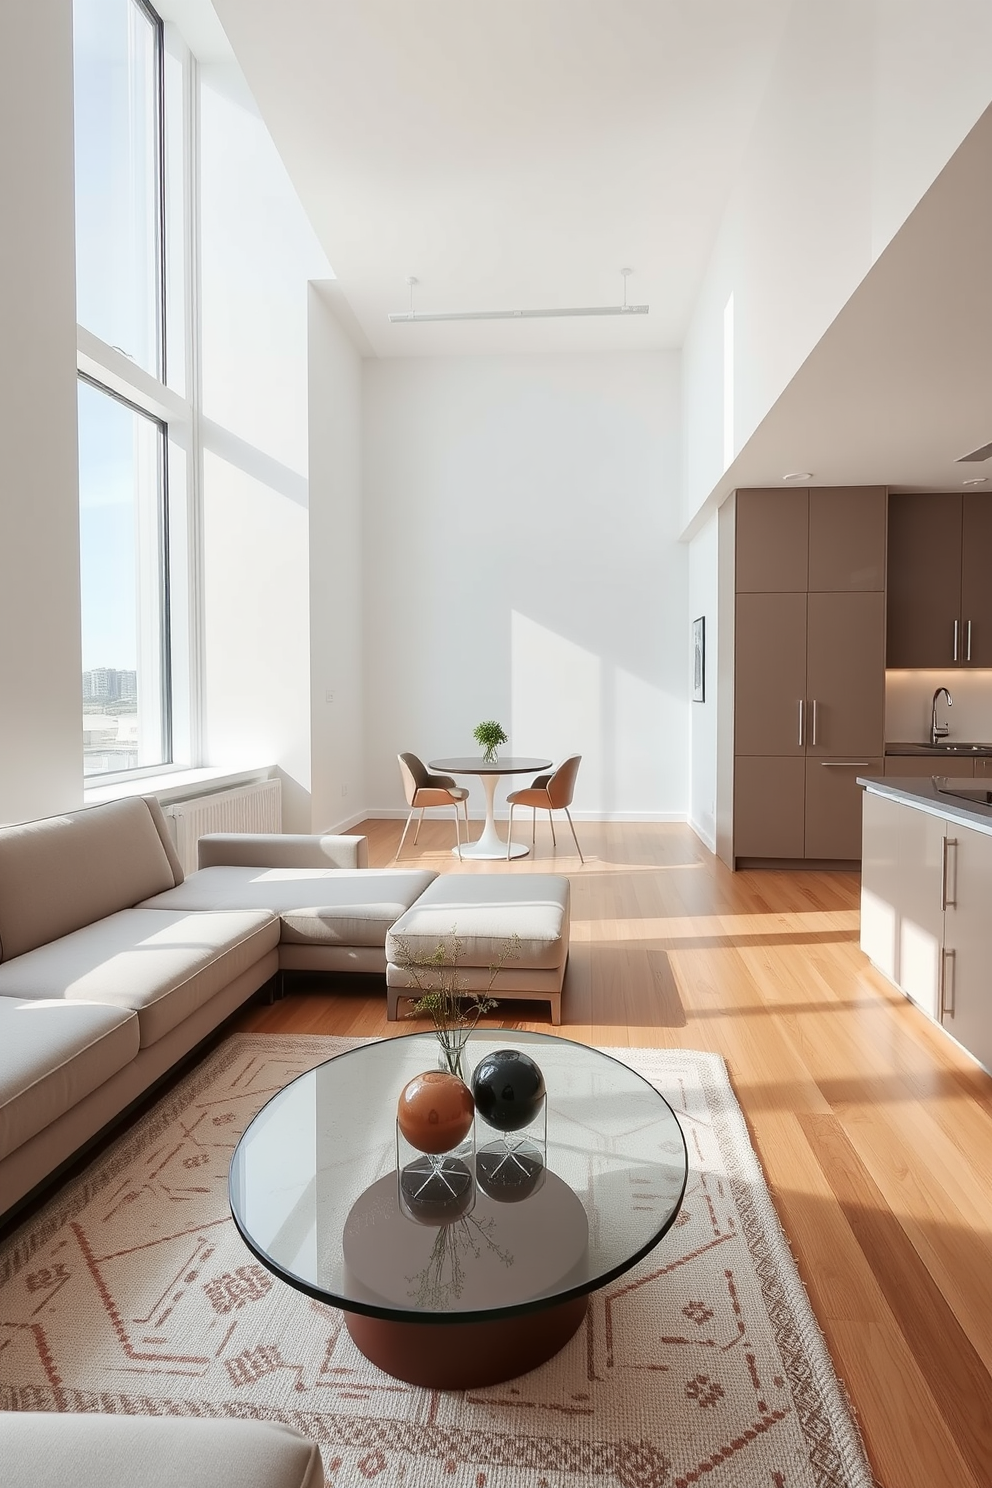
428,756,552,860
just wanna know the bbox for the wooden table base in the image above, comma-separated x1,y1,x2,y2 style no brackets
345,1294,589,1389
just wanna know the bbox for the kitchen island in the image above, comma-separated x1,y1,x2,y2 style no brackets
859,774,992,1074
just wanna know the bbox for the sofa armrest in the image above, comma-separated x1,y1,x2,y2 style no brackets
197,833,369,871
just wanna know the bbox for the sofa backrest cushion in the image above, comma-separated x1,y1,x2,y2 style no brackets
0,798,183,962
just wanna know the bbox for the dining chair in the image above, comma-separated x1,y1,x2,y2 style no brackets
395,753,471,859
505,754,584,863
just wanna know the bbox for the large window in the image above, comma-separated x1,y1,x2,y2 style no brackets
73,0,187,779
78,379,170,775
73,0,164,377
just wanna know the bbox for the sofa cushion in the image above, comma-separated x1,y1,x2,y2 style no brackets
0,997,140,1161
138,866,437,947
0,1412,324,1488
0,908,279,1048
385,872,570,969
0,798,182,962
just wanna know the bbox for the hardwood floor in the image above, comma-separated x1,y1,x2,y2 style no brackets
235,817,992,1488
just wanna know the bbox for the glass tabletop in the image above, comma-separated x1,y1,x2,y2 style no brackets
229,1031,688,1324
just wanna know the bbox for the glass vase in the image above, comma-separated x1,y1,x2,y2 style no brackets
436,1026,472,1081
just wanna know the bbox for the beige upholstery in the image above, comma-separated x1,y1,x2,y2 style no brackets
505,754,585,862
0,908,279,1048
0,1411,324,1488
0,998,139,1160
0,949,277,1216
386,872,570,1023
140,866,437,946
396,752,470,859
0,797,182,962
198,831,368,870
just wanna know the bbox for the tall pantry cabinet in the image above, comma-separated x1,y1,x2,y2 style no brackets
732,487,886,864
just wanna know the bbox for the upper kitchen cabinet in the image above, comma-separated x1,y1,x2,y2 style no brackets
735,489,808,592
736,487,886,594
960,493,992,666
807,487,886,591
887,492,992,667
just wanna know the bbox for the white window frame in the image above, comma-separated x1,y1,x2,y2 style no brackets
76,8,204,786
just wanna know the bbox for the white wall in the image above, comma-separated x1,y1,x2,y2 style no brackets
0,0,83,825
687,512,719,850
198,62,333,830
682,0,992,529
361,351,686,821
308,285,366,831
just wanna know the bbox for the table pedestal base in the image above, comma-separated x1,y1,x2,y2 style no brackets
453,771,531,860
345,1294,588,1389
453,838,529,861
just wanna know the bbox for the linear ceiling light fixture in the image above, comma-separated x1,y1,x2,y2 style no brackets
388,268,648,323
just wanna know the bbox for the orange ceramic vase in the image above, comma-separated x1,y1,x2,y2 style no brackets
396,1070,474,1155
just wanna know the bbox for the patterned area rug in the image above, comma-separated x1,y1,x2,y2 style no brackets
0,1036,873,1488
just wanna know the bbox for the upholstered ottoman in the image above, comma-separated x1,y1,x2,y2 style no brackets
385,873,570,1024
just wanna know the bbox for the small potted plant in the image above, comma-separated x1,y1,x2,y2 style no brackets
473,719,508,764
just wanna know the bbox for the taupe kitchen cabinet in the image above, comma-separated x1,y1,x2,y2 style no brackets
861,788,992,1074
733,486,886,863
883,756,976,778
887,491,992,667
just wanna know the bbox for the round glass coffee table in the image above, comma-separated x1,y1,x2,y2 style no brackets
229,1031,687,1389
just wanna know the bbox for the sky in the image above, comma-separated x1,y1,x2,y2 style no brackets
74,0,162,675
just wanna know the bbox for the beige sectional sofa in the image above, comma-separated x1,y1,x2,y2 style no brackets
0,794,572,1224
0,796,435,1219
0,1410,324,1488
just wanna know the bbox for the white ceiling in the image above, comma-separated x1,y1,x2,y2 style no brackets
704,100,992,511
209,0,792,356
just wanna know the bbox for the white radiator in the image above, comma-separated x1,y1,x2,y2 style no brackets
164,779,282,875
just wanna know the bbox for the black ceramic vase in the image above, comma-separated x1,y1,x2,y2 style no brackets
471,1049,546,1133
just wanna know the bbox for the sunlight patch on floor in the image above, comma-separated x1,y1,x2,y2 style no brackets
570,910,860,942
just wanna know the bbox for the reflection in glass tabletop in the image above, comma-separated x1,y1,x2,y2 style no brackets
230,1031,688,1325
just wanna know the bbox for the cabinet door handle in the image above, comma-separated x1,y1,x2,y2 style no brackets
953,619,959,662
811,698,819,746
798,699,805,748
820,761,870,767
940,947,956,1019
940,837,958,911
966,619,973,662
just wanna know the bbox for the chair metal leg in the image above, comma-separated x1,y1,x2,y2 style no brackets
564,807,584,864
413,807,425,844
532,808,537,845
507,803,515,860
463,799,472,841
453,802,462,859
548,810,557,848
395,807,417,860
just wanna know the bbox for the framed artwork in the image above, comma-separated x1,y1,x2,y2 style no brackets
692,616,705,702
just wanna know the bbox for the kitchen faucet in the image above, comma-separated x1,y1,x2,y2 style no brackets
931,686,953,746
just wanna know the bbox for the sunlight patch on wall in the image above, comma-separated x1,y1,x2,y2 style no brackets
510,612,601,809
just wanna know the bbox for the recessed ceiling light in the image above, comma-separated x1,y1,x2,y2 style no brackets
963,476,988,485
782,472,812,483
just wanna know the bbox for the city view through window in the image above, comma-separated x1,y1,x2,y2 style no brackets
78,377,168,776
